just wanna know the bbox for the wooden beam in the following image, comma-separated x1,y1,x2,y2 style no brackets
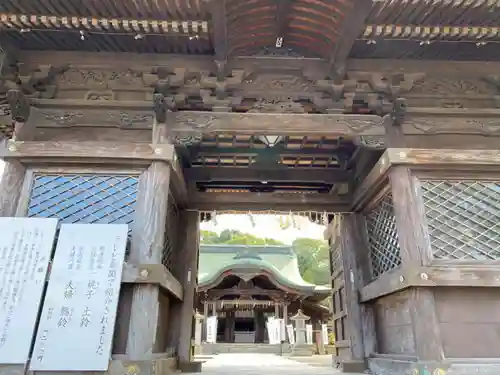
275,0,293,42
385,148,500,168
169,111,385,136
328,0,373,75
360,267,410,302
193,146,352,157
122,263,183,301
187,191,351,211
0,140,176,164
361,264,500,302
185,167,352,183
30,98,500,137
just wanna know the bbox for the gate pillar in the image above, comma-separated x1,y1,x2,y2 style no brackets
353,148,500,375
176,211,200,370
126,161,171,358
0,147,25,216
328,214,376,373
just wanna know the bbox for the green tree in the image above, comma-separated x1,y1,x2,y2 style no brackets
200,229,285,246
292,238,330,285
200,230,331,285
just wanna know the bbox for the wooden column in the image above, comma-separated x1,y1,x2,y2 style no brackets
0,156,25,216
126,161,171,359
339,214,376,372
388,166,444,362
177,211,200,365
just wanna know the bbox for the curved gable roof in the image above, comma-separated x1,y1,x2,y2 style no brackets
197,244,330,296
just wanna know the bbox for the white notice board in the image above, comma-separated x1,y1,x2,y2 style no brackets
30,224,128,372
0,218,58,365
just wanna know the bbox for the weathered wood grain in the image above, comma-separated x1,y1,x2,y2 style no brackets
339,214,372,368
126,162,172,360
177,211,200,364
0,141,175,164
360,268,410,302
0,151,25,217
386,148,500,167
122,264,183,301
362,264,500,302
352,151,391,211
388,166,444,362
187,191,351,212
35,127,151,143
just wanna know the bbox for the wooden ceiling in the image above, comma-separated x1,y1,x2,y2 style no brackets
177,134,365,194
2,0,500,61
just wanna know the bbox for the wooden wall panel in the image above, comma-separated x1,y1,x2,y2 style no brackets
434,287,500,359
374,291,415,356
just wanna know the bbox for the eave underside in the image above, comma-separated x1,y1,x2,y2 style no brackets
2,0,499,61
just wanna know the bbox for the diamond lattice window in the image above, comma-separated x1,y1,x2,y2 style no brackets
162,194,180,276
365,194,402,278
421,180,500,260
27,173,139,226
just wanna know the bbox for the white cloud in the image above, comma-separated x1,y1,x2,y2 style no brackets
200,214,326,244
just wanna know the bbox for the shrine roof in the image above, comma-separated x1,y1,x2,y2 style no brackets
2,0,499,61
197,244,330,296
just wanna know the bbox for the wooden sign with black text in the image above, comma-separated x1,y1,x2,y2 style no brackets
30,224,128,372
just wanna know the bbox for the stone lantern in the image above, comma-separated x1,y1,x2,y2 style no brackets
194,310,204,346
290,309,310,345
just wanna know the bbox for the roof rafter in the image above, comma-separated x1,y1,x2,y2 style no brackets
207,0,228,68
328,0,373,78
275,0,294,46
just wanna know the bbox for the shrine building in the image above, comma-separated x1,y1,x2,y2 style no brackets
0,0,500,374
197,244,330,344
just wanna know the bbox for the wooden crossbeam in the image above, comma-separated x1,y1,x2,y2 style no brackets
187,191,350,211
185,166,351,183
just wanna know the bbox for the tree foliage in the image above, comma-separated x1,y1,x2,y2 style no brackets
200,229,330,285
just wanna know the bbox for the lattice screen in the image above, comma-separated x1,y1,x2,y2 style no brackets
27,173,139,225
162,193,180,276
421,180,500,260
365,194,402,278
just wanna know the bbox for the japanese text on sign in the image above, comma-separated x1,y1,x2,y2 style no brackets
30,224,128,372
0,218,58,365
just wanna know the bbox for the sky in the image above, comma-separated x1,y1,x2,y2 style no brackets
201,214,326,244
0,159,325,243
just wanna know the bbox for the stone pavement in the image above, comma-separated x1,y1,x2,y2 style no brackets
199,353,366,375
